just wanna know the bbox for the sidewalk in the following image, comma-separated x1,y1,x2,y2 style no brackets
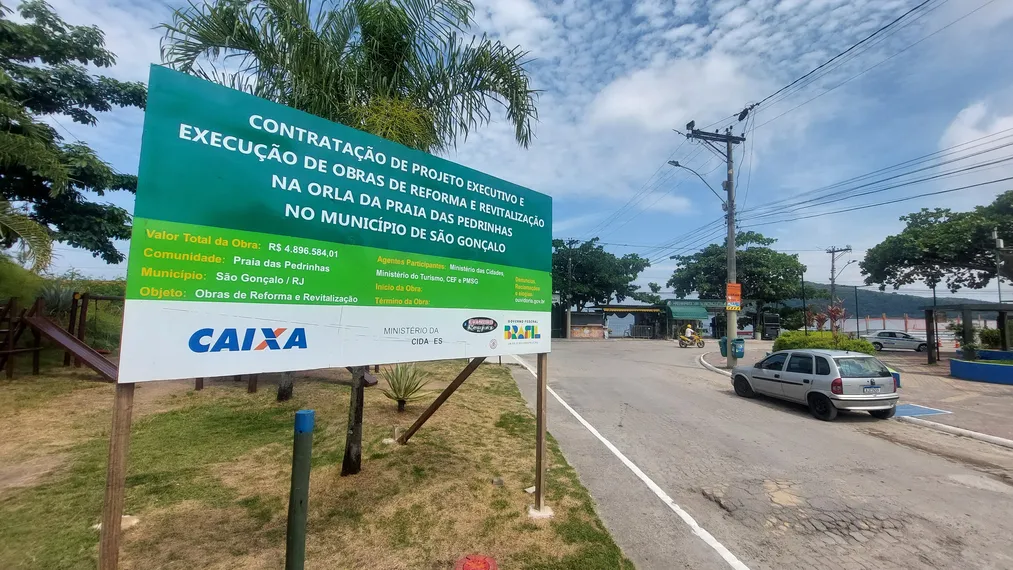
702,342,1013,441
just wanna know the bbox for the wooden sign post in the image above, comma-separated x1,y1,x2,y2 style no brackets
98,383,136,570
534,353,548,512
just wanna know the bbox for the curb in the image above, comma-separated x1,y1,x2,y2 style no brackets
694,352,1013,451
897,416,1013,451
698,353,731,377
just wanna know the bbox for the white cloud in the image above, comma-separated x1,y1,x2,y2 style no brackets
940,102,1013,150
588,51,771,131
552,213,599,235
936,100,1013,207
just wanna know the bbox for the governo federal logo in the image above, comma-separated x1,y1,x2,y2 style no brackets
189,327,308,353
503,325,540,340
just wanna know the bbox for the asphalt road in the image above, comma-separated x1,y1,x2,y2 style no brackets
512,340,1013,570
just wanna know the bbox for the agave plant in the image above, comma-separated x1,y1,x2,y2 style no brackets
38,280,75,315
380,363,430,412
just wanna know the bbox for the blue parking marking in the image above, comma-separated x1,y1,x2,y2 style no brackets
894,403,952,417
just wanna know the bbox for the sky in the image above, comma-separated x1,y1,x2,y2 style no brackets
31,0,1013,304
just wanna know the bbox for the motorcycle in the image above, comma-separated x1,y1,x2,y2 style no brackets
678,333,706,348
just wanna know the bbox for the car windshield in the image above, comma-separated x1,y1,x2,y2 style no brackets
834,357,892,378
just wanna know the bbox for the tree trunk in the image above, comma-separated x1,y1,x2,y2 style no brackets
277,371,294,402
340,366,366,476
397,399,406,412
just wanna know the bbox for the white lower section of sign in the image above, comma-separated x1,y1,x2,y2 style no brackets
117,300,551,383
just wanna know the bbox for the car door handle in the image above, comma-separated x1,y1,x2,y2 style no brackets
803,379,810,384
774,374,780,378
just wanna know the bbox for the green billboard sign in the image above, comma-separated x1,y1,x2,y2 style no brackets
118,65,551,382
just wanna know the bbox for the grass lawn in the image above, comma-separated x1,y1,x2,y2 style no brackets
0,359,632,569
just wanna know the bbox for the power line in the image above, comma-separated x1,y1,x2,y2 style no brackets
740,152,1013,223
753,0,997,131
750,0,935,111
738,112,757,209
599,150,717,238
756,0,948,113
642,217,725,259
580,139,690,238
739,175,1013,229
740,126,1013,217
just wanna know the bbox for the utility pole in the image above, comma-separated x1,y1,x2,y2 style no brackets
826,246,852,303
684,125,745,367
993,228,1003,303
826,246,853,334
566,254,572,338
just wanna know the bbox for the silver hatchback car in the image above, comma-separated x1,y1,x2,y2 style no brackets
861,330,928,352
731,349,899,421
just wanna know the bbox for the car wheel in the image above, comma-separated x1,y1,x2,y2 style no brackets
916,343,926,352
733,376,755,398
872,342,883,351
869,407,896,419
808,393,838,421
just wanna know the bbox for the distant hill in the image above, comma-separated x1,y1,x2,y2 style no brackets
657,282,993,318
794,283,992,318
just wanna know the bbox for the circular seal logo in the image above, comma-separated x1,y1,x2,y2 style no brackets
488,339,498,349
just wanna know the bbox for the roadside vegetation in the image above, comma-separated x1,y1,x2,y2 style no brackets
772,330,875,354
0,360,631,570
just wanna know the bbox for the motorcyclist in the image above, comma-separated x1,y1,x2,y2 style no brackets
684,324,695,340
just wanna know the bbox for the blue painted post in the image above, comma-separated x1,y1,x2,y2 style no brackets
286,410,315,570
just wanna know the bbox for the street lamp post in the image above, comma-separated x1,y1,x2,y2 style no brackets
668,160,738,367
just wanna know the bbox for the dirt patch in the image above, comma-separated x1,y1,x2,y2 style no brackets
0,453,69,494
121,500,284,570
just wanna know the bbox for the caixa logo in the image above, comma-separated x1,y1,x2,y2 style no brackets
189,327,308,353
503,325,540,340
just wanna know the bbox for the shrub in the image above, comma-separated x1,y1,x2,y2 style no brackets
772,330,875,355
979,328,1002,349
379,364,431,412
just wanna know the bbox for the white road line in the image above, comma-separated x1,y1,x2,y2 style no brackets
510,354,751,570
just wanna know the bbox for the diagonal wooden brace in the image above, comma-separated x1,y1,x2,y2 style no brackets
397,357,485,444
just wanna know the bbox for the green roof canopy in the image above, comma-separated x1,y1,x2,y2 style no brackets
667,305,711,321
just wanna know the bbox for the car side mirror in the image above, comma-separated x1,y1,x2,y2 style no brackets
753,362,762,369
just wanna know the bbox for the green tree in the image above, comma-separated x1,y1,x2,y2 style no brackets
0,87,68,270
0,0,146,264
160,0,537,154
553,238,651,310
666,232,807,308
862,190,1013,292
631,282,663,305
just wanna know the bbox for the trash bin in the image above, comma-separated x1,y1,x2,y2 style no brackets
732,338,746,359
719,336,728,358
889,367,901,389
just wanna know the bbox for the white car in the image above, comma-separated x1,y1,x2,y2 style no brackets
861,330,928,352
731,349,899,421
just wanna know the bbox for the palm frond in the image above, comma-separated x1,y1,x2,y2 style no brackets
422,33,538,151
0,199,52,271
159,0,537,154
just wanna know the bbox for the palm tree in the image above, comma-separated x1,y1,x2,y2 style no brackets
0,74,64,271
159,0,538,154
